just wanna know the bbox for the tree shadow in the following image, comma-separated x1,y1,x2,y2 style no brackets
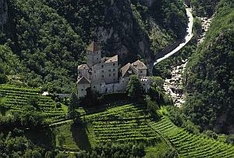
71,122,91,151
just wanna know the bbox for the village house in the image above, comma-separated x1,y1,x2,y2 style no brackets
77,41,151,99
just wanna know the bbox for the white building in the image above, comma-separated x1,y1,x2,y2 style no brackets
77,41,151,99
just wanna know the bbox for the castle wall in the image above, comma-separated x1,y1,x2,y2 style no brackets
78,83,91,98
118,77,129,92
138,69,147,77
78,69,90,80
92,60,118,84
87,50,101,67
140,77,151,92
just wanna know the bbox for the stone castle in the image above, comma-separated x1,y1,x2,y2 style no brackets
77,41,151,99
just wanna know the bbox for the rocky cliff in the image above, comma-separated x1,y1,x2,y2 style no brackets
96,0,153,64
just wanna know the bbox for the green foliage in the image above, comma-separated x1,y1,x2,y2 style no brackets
57,134,65,149
153,42,197,79
83,103,159,145
126,75,145,102
0,85,66,124
4,0,87,92
67,92,79,119
150,116,234,157
149,0,187,38
0,74,8,84
190,0,219,17
226,135,234,145
27,96,40,110
0,131,55,158
193,17,203,38
185,0,234,132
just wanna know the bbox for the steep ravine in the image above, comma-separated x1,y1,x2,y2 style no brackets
163,15,213,107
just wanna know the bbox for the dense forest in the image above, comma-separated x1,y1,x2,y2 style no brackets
0,0,187,92
185,0,234,133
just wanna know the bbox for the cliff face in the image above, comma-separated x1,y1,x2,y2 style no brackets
0,0,8,28
96,0,187,66
96,0,152,64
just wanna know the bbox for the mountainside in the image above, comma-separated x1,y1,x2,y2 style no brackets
190,0,219,17
0,0,187,92
185,0,234,133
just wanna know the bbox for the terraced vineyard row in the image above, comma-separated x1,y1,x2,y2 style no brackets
85,104,149,121
92,119,157,143
150,117,234,158
85,104,158,144
0,85,66,123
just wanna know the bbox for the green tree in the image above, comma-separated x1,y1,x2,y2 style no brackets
151,76,164,90
126,75,144,102
67,92,79,119
27,96,39,110
145,95,159,113
0,74,8,84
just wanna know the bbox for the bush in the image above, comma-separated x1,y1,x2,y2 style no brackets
0,74,8,84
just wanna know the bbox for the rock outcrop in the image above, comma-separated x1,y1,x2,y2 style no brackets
96,0,153,65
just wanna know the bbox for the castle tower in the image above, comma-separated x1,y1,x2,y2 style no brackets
86,41,102,67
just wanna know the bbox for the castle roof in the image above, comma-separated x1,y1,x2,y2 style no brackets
105,55,118,63
87,41,100,52
132,60,147,70
120,63,137,77
77,76,90,84
78,64,89,70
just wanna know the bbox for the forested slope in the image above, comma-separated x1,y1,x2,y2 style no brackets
185,0,234,133
0,0,187,92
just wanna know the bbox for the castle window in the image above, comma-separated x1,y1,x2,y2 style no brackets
113,69,115,71
109,69,111,72
113,73,116,76
109,74,111,77
93,86,96,89
140,70,143,73
81,89,84,91
113,63,115,66
102,75,104,78
102,70,104,73
102,65,104,68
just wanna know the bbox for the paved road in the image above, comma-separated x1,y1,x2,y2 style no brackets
153,8,194,65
